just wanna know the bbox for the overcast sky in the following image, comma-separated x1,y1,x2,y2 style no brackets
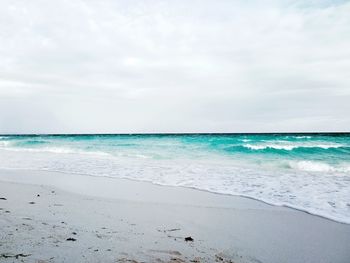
0,0,349,134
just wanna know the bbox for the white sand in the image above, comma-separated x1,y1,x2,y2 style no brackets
1,169,350,263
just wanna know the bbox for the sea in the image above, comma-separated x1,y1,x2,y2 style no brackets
0,133,349,224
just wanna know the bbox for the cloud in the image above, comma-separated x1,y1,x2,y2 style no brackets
0,0,349,133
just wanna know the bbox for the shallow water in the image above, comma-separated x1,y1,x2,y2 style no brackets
0,133,349,223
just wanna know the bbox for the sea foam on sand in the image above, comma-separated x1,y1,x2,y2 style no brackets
1,169,350,263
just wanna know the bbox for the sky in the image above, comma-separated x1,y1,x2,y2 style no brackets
0,0,349,134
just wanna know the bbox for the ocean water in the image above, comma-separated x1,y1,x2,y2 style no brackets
0,133,350,223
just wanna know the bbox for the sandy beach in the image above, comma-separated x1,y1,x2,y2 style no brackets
1,169,350,263
1,0,350,261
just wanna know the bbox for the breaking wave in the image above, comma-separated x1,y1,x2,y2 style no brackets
243,143,344,151
0,133,350,223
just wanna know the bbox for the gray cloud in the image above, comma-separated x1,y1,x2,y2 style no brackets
0,0,349,133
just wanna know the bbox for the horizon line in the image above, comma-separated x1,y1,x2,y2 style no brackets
1,132,350,136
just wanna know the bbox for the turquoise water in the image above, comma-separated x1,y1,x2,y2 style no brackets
0,133,350,223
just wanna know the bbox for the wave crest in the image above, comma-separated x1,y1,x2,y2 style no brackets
0,146,112,157
243,143,344,151
288,161,350,173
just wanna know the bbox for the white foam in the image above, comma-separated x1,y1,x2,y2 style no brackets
243,143,343,150
244,144,296,150
0,146,111,157
289,160,350,173
289,161,334,172
295,136,312,139
0,143,349,224
0,141,11,147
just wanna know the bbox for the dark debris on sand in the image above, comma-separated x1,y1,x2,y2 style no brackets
0,253,31,259
215,254,235,263
184,236,194,242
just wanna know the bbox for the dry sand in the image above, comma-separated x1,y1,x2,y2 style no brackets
1,169,350,263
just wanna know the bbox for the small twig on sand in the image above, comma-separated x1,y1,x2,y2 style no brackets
167,228,181,232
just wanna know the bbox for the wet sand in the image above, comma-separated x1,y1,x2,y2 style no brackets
1,169,350,263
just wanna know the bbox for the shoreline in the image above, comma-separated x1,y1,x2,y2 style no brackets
1,167,348,225
1,168,350,262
